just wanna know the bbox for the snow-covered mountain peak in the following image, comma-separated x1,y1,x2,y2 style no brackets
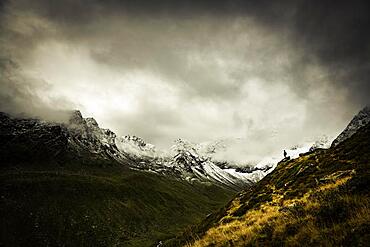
1,109,341,191
309,135,331,151
116,135,158,158
123,135,151,148
170,138,227,159
68,110,85,125
332,106,370,147
85,117,99,128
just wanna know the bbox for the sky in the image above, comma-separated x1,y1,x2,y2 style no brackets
0,0,369,161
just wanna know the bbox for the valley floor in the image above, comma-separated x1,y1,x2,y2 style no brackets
0,167,235,246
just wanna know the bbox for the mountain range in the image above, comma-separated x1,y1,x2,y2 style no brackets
0,106,369,246
169,106,370,246
0,110,279,190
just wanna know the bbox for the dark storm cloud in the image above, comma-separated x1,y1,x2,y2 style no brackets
288,1,370,105
52,0,370,102
0,58,73,121
4,0,368,102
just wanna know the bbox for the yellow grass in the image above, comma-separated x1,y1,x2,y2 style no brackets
186,170,366,247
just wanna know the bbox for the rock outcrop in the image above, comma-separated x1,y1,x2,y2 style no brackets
332,106,370,147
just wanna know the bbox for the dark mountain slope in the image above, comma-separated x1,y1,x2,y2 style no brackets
0,111,125,167
0,112,236,246
175,122,370,246
0,111,253,190
331,106,370,147
0,168,234,247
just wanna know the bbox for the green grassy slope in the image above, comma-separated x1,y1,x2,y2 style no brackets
177,123,370,246
0,167,235,247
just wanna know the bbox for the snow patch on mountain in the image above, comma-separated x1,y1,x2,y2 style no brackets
116,135,159,158
331,106,370,147
0,109,337,190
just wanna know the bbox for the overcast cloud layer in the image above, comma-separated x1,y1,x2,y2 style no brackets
0,0,369,161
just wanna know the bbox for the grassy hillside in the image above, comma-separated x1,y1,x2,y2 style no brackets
175,124,370,246
0,166,235,246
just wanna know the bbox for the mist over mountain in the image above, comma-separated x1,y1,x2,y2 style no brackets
1,0,370,160
1,1,370,246
177,106,370,247
1,104,369,246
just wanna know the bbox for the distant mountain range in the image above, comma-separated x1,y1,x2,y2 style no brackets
0,106,345,191
0,108,338,191
0,110,253,190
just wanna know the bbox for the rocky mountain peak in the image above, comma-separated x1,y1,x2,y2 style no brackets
68,110,84,125
331,106,370,147
85,117,99,128
0,110,267,189
122,135,148,147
